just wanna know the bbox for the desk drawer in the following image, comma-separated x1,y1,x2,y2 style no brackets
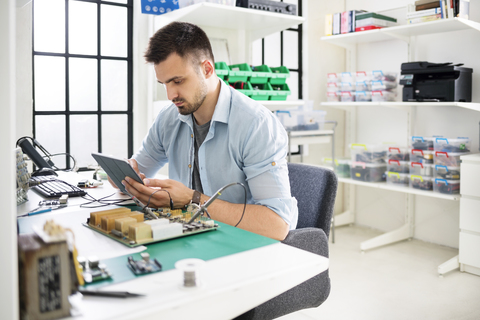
459,232,480,269
460,198,480,234
460,163,480,198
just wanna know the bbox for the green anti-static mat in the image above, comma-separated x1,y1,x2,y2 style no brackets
82,221,278,289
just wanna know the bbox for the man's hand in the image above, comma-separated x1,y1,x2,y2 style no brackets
122,176,194,209
107,159,146,190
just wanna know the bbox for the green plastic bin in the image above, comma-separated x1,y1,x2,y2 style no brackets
269,83,291,101
228,63,252,83
229,81,254,97
250,82,274,101
250,65,272,84
269,66,290,85
215,62,230,80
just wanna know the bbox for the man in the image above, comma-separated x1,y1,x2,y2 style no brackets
121,21,297,241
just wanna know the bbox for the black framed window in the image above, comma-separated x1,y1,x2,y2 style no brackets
32,0,133,170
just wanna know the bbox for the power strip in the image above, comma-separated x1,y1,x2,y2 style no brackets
16,147,30,206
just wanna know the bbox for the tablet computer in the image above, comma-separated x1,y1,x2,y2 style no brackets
91,153,144,194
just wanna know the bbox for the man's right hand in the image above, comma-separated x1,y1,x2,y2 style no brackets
107,158,146,190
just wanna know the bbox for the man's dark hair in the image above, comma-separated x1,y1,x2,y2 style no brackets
144,22,215,67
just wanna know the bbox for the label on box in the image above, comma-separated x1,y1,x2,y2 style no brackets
141,0,179,15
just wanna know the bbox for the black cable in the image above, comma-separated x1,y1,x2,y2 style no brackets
80,192,133,208
234,182,247,227
146,189,174,210
43,152,77,171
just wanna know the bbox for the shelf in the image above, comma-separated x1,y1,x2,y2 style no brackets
321,18,480,48
338,177,460,201
154,3,305,41
321,102,480,112
261,100,305,111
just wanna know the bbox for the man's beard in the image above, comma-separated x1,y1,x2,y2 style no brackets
174,79,208,115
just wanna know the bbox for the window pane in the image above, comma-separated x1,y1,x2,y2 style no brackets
283,30,298,70
69,0,97,55
101,4,127,57
35,115,66,169
101,60,128,111
286,71,299,100
69,58,98,111
102,114,128,159
106,0,128,3
34,0,65,53
34,56,65,111
264,32,281,67
70,115,98,168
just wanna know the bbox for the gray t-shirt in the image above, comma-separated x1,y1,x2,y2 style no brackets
192,115,211,193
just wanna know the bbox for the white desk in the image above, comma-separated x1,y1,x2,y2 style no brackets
18,176,329,319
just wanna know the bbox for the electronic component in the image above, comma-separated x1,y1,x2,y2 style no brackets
127,253,162,275
236,0,296,15
79,256,112,284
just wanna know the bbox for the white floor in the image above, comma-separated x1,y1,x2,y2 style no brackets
278,225,480,320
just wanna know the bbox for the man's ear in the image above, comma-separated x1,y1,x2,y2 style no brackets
202,60,215,79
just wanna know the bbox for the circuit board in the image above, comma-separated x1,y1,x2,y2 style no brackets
82,207,219,248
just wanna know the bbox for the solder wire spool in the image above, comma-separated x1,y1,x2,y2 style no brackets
175,258,206,288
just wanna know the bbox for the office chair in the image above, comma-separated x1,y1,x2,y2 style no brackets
235,163,337,320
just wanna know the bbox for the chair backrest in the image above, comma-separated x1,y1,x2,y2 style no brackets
287,162,338,238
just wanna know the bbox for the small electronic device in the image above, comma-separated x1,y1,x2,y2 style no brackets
128,253,162,275
91,153,144,194
236,0,296,15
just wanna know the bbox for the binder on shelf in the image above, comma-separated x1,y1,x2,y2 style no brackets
325,13,333,36
333,12,341,35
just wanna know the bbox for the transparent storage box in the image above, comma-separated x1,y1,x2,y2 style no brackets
350,162,386,182
409,162,433,177
434,165,461,180
341,91,355,102
327,92,340,102
327,72,342,83
410,149,434,164
322,158,351,178
386,171,409,187
340,72,355,83
356,71,372,82
433,137,471,153
387,160,409,173
327,82,340,93
371,70,397,82
433,179,460,194
350,143,387,164
435,151,463,167
372,90,396,102
410,136,437,151
340,82,355,91
371,80,397,90
276,110,327,131
410,175,433,191
355,81,372,91
388,146,409,161
355,91,372,102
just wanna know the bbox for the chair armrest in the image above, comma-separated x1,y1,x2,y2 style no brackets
282,227,329,258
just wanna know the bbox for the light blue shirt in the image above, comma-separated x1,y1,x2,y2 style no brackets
133,79,298,229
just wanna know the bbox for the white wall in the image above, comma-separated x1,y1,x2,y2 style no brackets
341,0,480,248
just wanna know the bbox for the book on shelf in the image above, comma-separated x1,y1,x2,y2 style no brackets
406,7,442,19
332,12,341,35
341,11,349,34
356,18,397,28
356,12,397,23
325,14,333,36
415,0,438,5
350,10,367,33
446,0,454,18
407,13,442,24
416,1,441,10
459,0,470,19
355,25,384,32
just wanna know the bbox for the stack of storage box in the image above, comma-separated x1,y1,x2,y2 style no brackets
409,136,436,191
217,62,292,101
322,157,351,178
276,109,327,131
386,146,410,187
350,144,387,182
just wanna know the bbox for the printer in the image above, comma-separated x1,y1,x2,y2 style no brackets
399,61,473,102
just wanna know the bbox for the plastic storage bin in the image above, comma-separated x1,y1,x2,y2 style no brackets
250,65,272,84
355,71,372,82
434,179,460,194
327,82,340,93
276,110,326,131
230,81,253,97
372,90,396,102
340,72,355,83
371,70,397,82
340,82,355,91
327,92,340,102
355,91,372,102
215,62,229,80
350,144,387,164
250,82,273,101
355,81,371,91
322,158,351,178
228,63,252,83
350,162,386,182
435,151,463,167
410,175,433,191
270,66,290,85
434,165,461,180
371,80,397,90
341,91,355,102
270,83,291,101
327,72,342,83
433,137,471,153
410,162,433,177
386,172,409,187
388,146,409,161
410,149,434,164
410,136,437,151
387,160,409,173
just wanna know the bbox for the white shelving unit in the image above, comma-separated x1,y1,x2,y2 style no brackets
321,18,480,263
